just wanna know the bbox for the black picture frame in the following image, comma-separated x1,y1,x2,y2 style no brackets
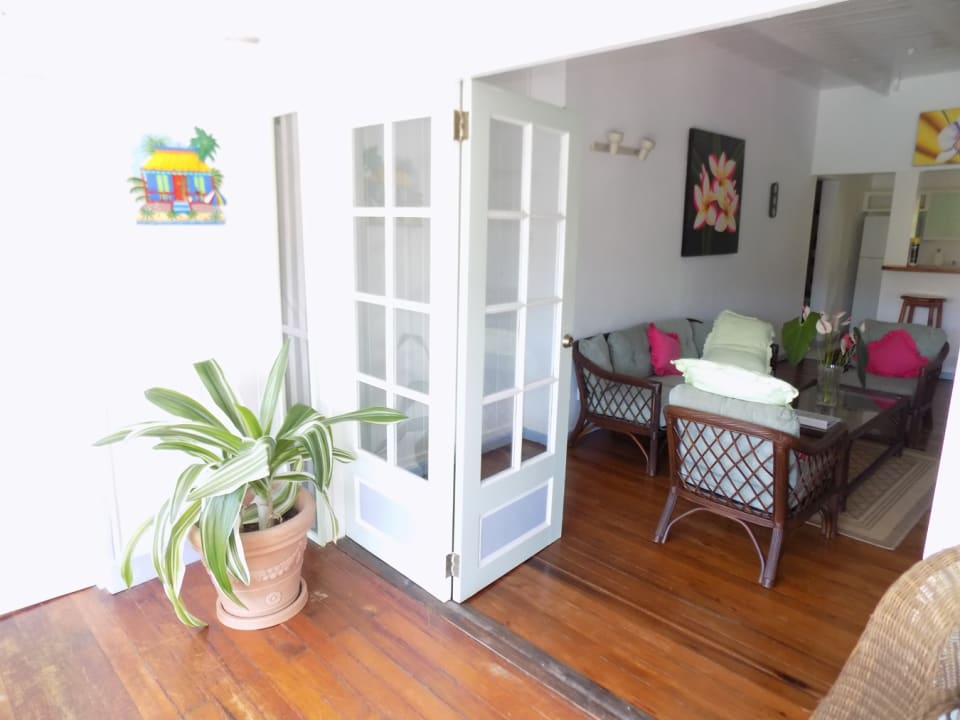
681,128,745,257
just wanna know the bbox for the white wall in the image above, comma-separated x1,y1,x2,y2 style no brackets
565,38,820,338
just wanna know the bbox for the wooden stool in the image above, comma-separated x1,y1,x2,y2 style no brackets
898,294,946,328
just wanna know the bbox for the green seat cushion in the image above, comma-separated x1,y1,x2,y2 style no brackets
608,324,652,378
578,334,613,373
668,384,799,435
702,310,774,374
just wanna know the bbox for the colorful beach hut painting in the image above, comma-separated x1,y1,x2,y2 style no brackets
129,127,226,224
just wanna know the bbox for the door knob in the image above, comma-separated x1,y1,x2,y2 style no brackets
561,334,574,348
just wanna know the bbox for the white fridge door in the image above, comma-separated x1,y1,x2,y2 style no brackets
851,256,883,322
860,214,889,259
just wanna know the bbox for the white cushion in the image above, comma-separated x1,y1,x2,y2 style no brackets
672,357,798,406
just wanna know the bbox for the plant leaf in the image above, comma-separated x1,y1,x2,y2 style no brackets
169,464,205,523
325,407,407,425
144,388,227,429
259,341,289,435
225,524,249,586
300,425,333,492
194,358,247,434
187,438,272,501
152,441,220,463
276,404,321,439
333,448,355,463
199,488,246,607
271,481,300,518
237,405,262,439
162,500,205,627
139,423,243,452
119,515,154,587
781,312,821,365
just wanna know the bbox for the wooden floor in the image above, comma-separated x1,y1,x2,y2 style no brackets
0,545,596,719
468,380,953,719
0,382,951,719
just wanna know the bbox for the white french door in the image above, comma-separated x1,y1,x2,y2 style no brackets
453,81,580,600
327,79,578,602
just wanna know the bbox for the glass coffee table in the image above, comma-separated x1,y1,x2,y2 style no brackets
794,383,909,500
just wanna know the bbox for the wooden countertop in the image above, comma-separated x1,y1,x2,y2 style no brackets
882,264,960,274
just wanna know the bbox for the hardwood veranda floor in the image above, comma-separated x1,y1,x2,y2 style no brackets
0,382,950,719
467,380,953,720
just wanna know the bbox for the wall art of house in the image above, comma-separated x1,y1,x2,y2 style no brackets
140,147,225,215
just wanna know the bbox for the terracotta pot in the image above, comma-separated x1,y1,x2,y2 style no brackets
188,486,316,630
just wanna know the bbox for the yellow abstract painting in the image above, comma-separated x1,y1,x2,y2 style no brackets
914,108,960,166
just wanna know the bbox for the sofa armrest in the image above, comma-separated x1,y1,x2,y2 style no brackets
572,343,663,429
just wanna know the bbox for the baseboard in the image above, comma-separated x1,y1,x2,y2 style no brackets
100,545,201,594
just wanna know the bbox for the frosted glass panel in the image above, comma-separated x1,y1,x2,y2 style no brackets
354,125,384,207
395,219,430,302
488,120,523,212
528,218,559,300
524,304,556,385
521,384,552,463
394,118,431,207
480,483,549,559
484,311,517,395
486,219,521,305
357,383,387,458
357,302,386,379
481,397,514,480
396,309,429,393
396,395,428,480
531,127,563,216
355,218,385,295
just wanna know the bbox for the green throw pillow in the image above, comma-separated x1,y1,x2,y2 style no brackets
702,310,774,374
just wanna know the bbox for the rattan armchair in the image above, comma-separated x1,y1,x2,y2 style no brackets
655,404,848,588
811,545,960,720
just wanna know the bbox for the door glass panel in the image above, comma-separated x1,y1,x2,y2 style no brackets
357,302,386,379
488,120,523,211
481,397,514,480
528,218,559,301
355,218,385,295
486,219,521,305
395,218,430,302
531,127,562,216
524,304,556,385
394,118,431,207
396,309,429,393
521,384,552,463
358,382,387,458
354,125,384,207
484,311,517,395
396,395,429,480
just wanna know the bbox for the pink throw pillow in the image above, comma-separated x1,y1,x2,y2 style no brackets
866,329,928,378
648,323,682,376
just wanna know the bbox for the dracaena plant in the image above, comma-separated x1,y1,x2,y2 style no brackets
95,341,404,626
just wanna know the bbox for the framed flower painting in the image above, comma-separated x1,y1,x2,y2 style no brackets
914,108,960,166
681,128,745,257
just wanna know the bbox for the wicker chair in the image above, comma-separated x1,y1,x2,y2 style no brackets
655,403,847,588
811,546,960,720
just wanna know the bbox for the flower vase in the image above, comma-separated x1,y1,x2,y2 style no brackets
816,363,843,407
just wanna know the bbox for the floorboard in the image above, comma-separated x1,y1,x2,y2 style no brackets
467,380,952,720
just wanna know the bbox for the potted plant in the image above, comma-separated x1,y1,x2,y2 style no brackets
96,342,404,629
781,307,869,403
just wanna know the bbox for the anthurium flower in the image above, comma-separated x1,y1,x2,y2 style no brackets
841,332,855,353
816,316,832,335
936,121,960,164
801,305,812,321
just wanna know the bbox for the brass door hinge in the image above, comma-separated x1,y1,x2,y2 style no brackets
445,552,461,578
453,110,469,142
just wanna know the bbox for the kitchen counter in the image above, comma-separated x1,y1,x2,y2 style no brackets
882,265,960,274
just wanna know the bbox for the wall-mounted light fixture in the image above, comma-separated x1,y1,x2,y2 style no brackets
591,131,656,160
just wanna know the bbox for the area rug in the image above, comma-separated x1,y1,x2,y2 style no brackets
808,441,938,550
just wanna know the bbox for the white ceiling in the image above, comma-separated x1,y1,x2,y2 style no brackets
703,0,960,94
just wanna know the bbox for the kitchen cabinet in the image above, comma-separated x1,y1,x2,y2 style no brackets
922,191,960,240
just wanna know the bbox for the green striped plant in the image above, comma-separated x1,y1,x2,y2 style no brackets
95,341,404,627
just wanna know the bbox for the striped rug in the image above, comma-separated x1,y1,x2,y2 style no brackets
809,440,938,550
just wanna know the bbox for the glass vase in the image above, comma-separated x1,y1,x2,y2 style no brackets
816,363,843,408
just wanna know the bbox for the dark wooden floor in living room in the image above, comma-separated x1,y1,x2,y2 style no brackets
467,380,952,720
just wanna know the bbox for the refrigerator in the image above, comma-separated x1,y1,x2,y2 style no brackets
851,214,889,323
